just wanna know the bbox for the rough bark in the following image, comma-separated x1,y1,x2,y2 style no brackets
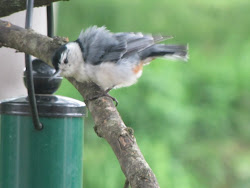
0,19,160,188
0,0,69,17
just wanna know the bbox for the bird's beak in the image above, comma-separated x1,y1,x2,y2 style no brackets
49,69,62,81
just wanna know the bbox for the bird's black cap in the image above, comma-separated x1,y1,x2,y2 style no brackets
52,44,67,71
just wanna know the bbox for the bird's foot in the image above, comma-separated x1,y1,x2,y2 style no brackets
85,89,118,106
104,93,119,106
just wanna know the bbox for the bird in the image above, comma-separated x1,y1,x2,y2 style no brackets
51,26,188,105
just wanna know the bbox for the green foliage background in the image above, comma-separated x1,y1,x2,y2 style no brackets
56,0,250,187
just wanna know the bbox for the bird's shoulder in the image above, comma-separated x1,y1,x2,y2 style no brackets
77,26,126,65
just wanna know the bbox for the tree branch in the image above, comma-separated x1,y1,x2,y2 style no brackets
0,20,160,188
0,0,69,17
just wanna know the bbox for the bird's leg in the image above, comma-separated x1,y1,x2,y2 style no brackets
85,87,118,106
104,88,119,106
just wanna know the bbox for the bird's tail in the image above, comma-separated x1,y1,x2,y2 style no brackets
139,44,188,62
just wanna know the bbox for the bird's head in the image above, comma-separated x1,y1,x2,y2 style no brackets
51,42,83,79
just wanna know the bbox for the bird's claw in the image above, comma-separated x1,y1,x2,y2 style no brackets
105,93,119,106
85,92,118,106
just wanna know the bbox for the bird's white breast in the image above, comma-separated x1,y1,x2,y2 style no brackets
83,61,141,90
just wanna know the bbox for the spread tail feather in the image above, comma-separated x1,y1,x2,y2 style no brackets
139,44,188,62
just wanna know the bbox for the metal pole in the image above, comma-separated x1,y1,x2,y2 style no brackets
25,0,43,130
47,5,54,37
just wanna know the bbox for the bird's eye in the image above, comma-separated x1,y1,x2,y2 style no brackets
64,58,68,64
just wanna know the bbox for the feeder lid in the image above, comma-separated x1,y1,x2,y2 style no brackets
0,95,87,118
23,59,63,94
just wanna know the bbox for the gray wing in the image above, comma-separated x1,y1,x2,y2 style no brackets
114,32,172,57
77,26,127,65
77,26,172,65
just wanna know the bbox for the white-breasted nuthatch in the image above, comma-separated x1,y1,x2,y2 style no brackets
52,26,188,104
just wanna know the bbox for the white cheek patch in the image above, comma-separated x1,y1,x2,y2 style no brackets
59,43,90,81
60,50,69,63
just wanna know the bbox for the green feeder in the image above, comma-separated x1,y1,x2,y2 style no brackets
0,59,86,188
